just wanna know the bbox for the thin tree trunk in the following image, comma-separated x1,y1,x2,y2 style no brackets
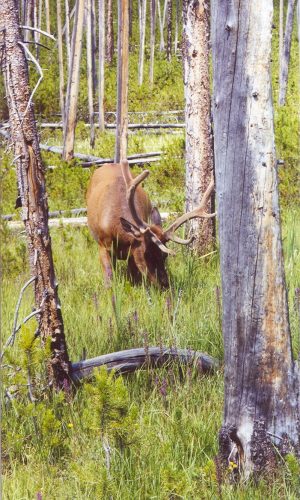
98,0,105,131
157,0,168,51
166,0,172,61
91,0,97,92
24,0,34,42
1,0,71,390
149,0,156,84
115,0,129,162
86,0,95,148
106,0,114,64
279,0,284,102
64,0,71,68
212,0,299,478
129,0,133,39
279,0,297,105
183,0,214,253
138,0,147,85
174,0,180,53
57,0,65,125
45,0,51,33
63,0,85,161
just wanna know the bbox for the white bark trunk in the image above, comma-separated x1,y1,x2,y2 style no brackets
183,0,214,252
279,0,297,105
64,0,71,68
212,0,299,478
149,0,156,84
98,0,105,131
115,0,129,162
86,0,95,148
138,0,147,85
57,0,65,125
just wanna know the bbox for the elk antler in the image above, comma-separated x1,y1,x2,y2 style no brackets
120,160,173,255
164,178,216,242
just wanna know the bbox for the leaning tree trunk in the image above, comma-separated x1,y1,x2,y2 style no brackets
86,0,95,148
106,0,114,64
166,0,172,61
0,0,71,391
211,0,299,479
183,0,214,253
63,0,85,161
138,0,147,85
279,0,297,105
149,0,156,84
98,0,105,131
115,0,129,162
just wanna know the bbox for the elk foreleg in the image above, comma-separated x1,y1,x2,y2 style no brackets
99,245,113,287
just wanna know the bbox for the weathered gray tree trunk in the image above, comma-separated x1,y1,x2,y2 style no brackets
115,0,129,162
106,0,114,64
1,0,71,390
138,0,147,85
174,0,180,53
64,0,71,67
63,0,85,161
24,0,34,42
183,0,214,253
45,0,51,34
129,0,133,39
166,0,172,61
212,0,299,478
57,0,65,125
91,0,98,92
157,0,168,51
86,0,95,148
98,0,105,131
149,0,156,84
279,0,297,105
279,0,284,103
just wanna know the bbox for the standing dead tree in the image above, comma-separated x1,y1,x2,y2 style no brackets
138,0,147,85
157,0,168,51
98,0,105,132
57,0,65,125
63,0,85,161
166,0,172,61
86,0,95,147
115,0,129,162
212,0,300,479
0,0,71,390
106,0,114,64
149,0,156,85
183,0,214,253
279,0,297,105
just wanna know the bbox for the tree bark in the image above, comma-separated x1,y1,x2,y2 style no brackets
64,0,71,68
166,0,172,61
98,0,105,131
149,0,156,84
63,0,85,161
138,0,147,85
45,0,51,34
0,0,71,391
57,0,65,126
183,0,214,253
279,0,297,105
115,0,129,162
174,0,180,53
106,0,114,64
24,0,34,42
211,0,299,478
157,0,168,51
86,0,95,148
279,0,284,105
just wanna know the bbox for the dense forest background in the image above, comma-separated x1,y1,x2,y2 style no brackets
1,0,299,498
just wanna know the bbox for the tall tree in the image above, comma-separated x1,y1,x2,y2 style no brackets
212,0,299,478
98,0,105,131
157,0,168,51
279,0,297,105
57,0,65,124
115,0,129,162
174,0,180,53
279,0,284,104
106,0,114,64
86,0,95,147
183,0,214,253
45,0,51,34
1,0,70,390
64,0,71,67
63,0,85,161
149,0,156,84
138,0,147,85
166,0,172,61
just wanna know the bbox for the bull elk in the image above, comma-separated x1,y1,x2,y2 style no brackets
86,160,215,288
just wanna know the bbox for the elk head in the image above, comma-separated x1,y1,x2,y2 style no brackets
120,160,215,288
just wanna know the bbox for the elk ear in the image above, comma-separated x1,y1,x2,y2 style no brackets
150,206,162,226
120,217,142,239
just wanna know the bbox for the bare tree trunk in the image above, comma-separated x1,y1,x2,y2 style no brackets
91,0,97,92
212,0,299,479
279,0,284,103
24,0,34,42
1,0,71,391
64,0,71,68
149,0,156,84
45,0,51,33
157,0,168,51
174,0,180,53
129,0,133,39
138,0,147,85
57,0,65,125
98,0,105,131
279,0,297,105
63,0,85,161
106,0,114,64
166,0,172,61
115,0,129,162
86,0,95,148
183,0,214,253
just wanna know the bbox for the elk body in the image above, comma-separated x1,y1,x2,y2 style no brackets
86,160,215,287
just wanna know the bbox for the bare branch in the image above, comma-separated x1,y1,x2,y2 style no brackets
18,42,43,119
20,25,56,41
11,276,37,347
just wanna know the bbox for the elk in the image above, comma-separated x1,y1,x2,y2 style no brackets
86,160,215,288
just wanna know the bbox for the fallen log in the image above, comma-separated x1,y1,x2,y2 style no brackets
70,347,219,382
34,122,185,130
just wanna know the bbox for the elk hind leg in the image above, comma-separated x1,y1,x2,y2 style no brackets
99,245,113,287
